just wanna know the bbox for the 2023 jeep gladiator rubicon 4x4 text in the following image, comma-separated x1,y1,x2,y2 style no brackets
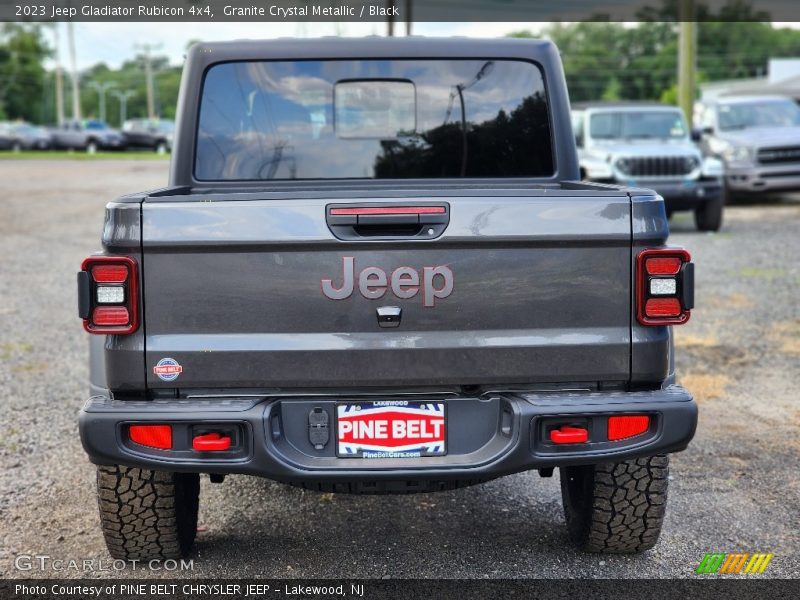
78,38,697,559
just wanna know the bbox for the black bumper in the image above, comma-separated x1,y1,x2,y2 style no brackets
80,386,696,487
646,180,722,211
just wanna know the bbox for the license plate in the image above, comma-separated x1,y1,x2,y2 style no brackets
336,401,446,458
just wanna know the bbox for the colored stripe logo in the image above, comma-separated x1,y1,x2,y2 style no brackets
696,553,774,574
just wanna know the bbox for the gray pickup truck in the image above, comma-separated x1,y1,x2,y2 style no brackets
694,95,800,196
78,38,697,560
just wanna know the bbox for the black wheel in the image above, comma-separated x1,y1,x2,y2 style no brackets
97,465,199,560
694,190,725,231
560,455,669,553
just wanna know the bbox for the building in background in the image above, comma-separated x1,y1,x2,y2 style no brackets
701,58,800,102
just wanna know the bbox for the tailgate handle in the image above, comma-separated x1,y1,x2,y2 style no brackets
326,203,449,240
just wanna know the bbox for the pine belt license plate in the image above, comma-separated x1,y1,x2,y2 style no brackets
336,401,446,458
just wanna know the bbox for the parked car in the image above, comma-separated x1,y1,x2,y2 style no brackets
0,123,16,150
49,119,126,152
573,102,725,231
78,38,697,560
694,95,800,196
6,121,52,150
122,119,174,153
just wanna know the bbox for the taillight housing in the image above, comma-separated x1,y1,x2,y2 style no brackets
636,248,694,326
78,256,139,334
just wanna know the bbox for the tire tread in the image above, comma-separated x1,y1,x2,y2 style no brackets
96,465,198,560
561,455,669,553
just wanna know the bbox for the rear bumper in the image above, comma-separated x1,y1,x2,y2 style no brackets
79,386,697,486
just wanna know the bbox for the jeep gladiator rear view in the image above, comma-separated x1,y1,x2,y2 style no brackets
77,38,697,559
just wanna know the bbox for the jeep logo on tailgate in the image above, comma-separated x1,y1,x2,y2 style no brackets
322,257,454,306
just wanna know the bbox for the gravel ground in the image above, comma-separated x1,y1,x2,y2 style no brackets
0,160,797,579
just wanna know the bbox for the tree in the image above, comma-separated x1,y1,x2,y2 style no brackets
0,23,51,121
78,53,181,125
511,1,800,104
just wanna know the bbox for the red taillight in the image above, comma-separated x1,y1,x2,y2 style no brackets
636,248,693,326
645,298,681,318
608,415,650,441
91,264,128,283
79,256,139,334
645,257,681,275
129,425,172,449
92,306,130,326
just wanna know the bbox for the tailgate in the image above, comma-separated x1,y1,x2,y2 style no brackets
141,193,631,390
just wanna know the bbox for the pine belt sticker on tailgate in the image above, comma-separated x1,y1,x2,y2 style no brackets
336,401,446,458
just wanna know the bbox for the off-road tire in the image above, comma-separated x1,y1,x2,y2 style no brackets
694,191,725,231
97,465,199,560
560,455,669,553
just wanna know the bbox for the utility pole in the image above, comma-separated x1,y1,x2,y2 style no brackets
135,42,162,119
386,0,395,36
88,81,115,123
67,21,81,121
678,0,697,126
111,90,136,127
405,0,412,36
53,24,65,126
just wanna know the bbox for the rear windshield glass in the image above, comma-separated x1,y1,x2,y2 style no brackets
195,59,553,180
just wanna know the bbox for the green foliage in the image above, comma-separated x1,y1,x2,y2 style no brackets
0,23,51,122
79,54,181,126
0,23,180,126
512,3,800,103
601,78,622,102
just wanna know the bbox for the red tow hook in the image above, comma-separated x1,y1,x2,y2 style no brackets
192,432,232,451
550,426,589,444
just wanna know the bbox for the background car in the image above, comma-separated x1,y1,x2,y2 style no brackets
49,119,126,152
0,123,16,150
7,121,52,150
121,119,174,153
694,95,800,196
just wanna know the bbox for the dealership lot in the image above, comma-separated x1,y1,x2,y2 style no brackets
0,160,797,578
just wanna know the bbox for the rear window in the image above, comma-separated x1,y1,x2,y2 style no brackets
195,59,553,181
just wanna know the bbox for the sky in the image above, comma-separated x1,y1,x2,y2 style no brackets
52,22,545,70
46,20,800,71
